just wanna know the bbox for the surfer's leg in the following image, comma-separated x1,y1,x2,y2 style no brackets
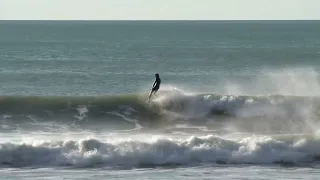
153,89,159,97
148,90,154,100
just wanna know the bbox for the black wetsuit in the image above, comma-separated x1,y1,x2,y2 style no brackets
152,77,161,91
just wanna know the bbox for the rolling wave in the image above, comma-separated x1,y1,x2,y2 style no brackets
1,89,320,132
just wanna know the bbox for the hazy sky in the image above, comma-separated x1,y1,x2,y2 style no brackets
0,0,319,20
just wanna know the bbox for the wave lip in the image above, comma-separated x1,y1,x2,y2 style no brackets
1,135,319,168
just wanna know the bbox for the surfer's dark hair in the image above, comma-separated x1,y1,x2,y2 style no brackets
155,73,159,77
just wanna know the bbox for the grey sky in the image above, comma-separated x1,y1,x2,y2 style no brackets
0,0,319,20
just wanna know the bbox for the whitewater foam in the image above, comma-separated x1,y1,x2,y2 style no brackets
1,134,319,168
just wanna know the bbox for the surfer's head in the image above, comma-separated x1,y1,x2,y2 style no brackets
155,73,159,78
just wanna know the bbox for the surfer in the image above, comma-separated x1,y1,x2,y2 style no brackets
147,73,161,101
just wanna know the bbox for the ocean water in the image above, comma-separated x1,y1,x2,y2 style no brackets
1,20,320,179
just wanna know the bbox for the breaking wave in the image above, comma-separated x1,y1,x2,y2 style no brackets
1,88,320,132
1,134,320,168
